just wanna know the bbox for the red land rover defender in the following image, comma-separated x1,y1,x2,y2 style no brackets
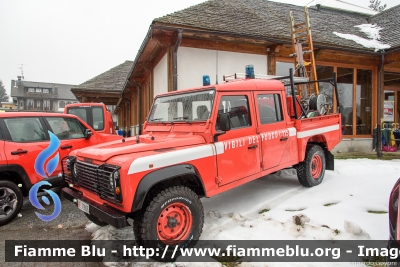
62,69,342,249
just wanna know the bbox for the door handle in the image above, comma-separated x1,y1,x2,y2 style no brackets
11,150,28,155
280,137,288,141
248,145,258,149
61,145,73,149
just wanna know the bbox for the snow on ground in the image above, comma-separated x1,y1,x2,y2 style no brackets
86,158,400,266
333,23,391,51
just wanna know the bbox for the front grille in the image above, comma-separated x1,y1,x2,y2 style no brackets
62,157,121,204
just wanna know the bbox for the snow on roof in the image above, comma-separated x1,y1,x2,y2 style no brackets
307,0,378,15
333,23,391,52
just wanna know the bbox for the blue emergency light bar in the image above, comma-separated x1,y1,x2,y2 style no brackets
245,65,255,79
203,75,210,86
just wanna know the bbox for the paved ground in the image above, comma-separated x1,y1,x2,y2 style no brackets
0,193,103,267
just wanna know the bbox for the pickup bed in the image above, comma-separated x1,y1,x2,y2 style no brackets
62,69,341,250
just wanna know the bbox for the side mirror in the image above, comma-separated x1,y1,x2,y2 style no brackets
218,113,231,131
84,129,92,140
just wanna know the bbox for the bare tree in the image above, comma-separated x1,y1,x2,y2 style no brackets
369,0,387,12
0,80,10,103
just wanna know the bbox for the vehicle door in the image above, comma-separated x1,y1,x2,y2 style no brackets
0,126,5,165
43,116,99,162
215,93,261,186
255,92,290,170
66,106,109,134
0,117,51,184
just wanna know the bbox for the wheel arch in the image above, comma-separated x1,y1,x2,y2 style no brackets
131,164,206,212
0,165,32,197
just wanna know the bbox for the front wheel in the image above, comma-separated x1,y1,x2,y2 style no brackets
296,144,326,187
0,180,23,226
134,186,204,253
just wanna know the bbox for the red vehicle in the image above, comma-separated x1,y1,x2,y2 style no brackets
64,103,116,135
0,112,121,225
62,69,342,249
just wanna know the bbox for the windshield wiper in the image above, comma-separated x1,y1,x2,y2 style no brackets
150,118,164,121
173,116,189,120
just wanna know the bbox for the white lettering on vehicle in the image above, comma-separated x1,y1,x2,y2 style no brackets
223,129,290,151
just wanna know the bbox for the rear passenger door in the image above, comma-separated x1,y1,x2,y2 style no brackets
0,117,51,185
215,93,261,186
256,92,290,170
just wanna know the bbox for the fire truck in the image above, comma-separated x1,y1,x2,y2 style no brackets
62,67,342,250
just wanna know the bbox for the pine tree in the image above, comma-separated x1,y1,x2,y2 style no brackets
369,0,387,12
0,80,10,103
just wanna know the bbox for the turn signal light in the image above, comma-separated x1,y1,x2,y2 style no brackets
115,187,121,195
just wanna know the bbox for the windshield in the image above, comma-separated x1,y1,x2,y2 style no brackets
148,90,215,122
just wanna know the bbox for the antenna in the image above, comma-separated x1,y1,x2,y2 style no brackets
216,41,218,85
18,64,25,80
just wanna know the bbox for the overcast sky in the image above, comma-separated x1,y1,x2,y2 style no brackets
0,0,398,99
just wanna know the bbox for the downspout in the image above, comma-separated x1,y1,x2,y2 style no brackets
123,97,131,137
173,29,183,91
129,80,142,135
376,51,384,158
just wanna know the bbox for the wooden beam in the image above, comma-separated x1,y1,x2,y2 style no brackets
151,30,173,46
180,37,269,55
267,53,276,75
315,49,380,66
385,51,400,65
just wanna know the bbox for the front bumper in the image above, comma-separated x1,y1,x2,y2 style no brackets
62,187,129,228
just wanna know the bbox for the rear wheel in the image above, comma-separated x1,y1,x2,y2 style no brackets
296,144,326,187
0,180,23,226
133,186,204,256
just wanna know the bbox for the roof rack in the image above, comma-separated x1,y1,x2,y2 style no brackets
223,72,310,83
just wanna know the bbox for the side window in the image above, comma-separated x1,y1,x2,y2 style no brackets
4,117,47,142
92,107,104,130
258,94,283,124
45,117,85,140
218,95,251,130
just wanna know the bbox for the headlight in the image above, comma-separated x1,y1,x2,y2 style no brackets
72,163,78,178
110,170,120,187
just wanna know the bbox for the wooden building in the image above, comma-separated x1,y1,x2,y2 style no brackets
116,0,400,152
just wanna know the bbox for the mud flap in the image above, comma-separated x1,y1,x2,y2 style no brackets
324,149,334,171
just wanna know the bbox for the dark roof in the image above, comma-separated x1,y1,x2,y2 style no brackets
10,80,76,100
72,60,134,92
370,5,400,49
154,0,399,51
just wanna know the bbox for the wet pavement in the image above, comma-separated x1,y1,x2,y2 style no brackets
0,193,103,267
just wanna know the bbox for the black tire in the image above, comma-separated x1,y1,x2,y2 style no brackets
0,180,23,226
133,186,204,257
84,213,108,227
296,144,326,187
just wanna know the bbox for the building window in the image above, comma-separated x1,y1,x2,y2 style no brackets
36,100,41,109
356,70,372,135
59,101,65,108
27,99,34,110
337,68,354,136
35,88,42,93
43,89,49,93
28,88,35,93
317,66,335,110
43,100,50,111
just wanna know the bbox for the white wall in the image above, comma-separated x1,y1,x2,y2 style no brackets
153,53,168,97
177,47,267,90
